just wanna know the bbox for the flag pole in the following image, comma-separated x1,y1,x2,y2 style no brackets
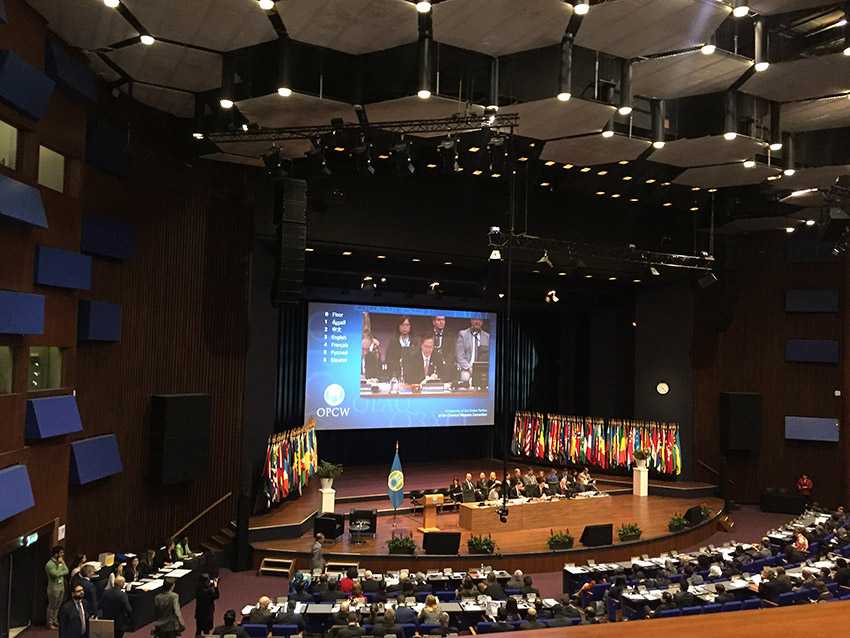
393,440,399,529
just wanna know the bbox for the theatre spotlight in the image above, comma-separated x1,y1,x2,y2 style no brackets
618,61,632,116
391,140,415,175
258,0,275,9
103,0,120,8
723,91,737,140
489,248,502,261
558,32,573,102
537,250,554,269
545,290,560,304
754,18,769,72
416,1,432,13
263,148,288,180
307,136,331,176
649,265,660,277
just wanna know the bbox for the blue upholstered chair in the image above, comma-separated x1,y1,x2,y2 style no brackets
681,606,702,616
270,625,300,637
655,608,681,618
242,624,270,638
722,601,742,612
702,603,722,613
742,597,762,610
435,591,456,601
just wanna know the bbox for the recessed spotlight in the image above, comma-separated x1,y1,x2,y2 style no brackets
597,170,608,176
595,191,606,196
563,163,574,170
805,219,816,226
743,159,756,168
557,92,572,102
472,169,483,176
498,293,505,299
192,132,204,140
661,181,671,186
784,168,796,176
140,34,155,46
277,87,292,97
241,124,248,132
412,258,421,262
342,251,352,256
618,160,630,165
611,193,621,198
622,176,633,181
468,146,480,153
769,142,782,151
491,173,501,178
415,0,432,13
380,277,387,283
426,163,437,168
558,271,567,276
844,46,850,56
540,181,551,187
378,154,389,160
785,226,795,234
691,186,701,191
444,261,453,265
633,279,641,284
574,1,590,15
584,274,593,279
733,3,749,18
417,89,431,99
663,202,672,207
219,98,234,109
652,141,666,149
580,167,591,173
104,0,120,7
377,255,386,259
305,247,315,252
545,160,556,166
723,131,737,141
333,146,345,152
629,197,639,202
517,156,529,162
645,178,656,184
700,43,716,55
690,207,699,212
258,0,275,9
608,276,617,281
618,106,633,116
754,61,770,73
601,129,615,138
708,188,717,192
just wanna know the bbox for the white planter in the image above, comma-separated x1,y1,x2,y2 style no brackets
321,478,334,489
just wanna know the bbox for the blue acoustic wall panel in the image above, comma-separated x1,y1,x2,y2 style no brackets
0,290,44,334
81,215,135,260
25,395,83,440
78,300,121,342
0,50,55,120
35,246,92,290
70,434,123,485
0,174,48,228
0,465,35,522
785,289,839,313
785,339,840,364
45,39,97,102
86,116,129,177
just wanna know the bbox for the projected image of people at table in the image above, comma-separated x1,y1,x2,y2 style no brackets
304,302,496,430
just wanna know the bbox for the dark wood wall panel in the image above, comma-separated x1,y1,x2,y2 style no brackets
693,235,845,506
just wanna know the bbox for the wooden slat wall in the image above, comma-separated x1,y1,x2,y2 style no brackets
692,234,845,506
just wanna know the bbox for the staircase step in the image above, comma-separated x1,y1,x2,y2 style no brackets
201,541,220,554
259,557,294,578
220,527,236,540
326,561,359,573
212,534,230,546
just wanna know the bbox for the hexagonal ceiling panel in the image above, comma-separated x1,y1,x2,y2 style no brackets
741,53,850,103
277,0,418,55
122,83,195,118
771,165,850,190
541,134,651,166
633,50,752,100
649,135,767,168
106,41,222,92
432,0,572,57
500,98,615,140
575,0,730,59
236,92,355,128
84,51,122,84
748,0,837,15
25,0,137,49
123,0,278,52
782,95,850,133
673,163,780,188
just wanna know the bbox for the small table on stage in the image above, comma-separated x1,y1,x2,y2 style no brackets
418,493,444,532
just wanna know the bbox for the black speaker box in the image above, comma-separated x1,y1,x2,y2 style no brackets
150,393,211,485
422,531,462,555
579,523,613,547
719,392,762,452
273,178,307,304
684,505,704,526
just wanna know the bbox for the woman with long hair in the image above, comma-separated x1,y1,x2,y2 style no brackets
385,315,417,382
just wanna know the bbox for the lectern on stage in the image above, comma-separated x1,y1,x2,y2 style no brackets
418,493,444,532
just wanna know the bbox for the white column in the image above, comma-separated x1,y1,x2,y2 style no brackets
320,487,336,513
632,466,649,497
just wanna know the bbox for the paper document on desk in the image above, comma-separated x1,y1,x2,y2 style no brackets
167,569,191,578
137,579,164,591
242,605,255,616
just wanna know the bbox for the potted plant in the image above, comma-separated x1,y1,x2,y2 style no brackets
387,534,417,555
698,504,713,522
668,513,687,532
618,522,642,542
547,529,574,550
467,534,496,555
633,449,650,469
316,460,343,489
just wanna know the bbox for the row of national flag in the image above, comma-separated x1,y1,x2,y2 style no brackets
511,412,682,475
262,419,319,508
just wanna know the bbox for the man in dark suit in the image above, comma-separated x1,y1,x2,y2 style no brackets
518,607,543,630
654,592,677,614
430,316,449,365
247,596,275,625
319,579,343,601
336,613,364,638
78,566,98,619
360,570,380,593
834,558,850,587
213,610,249,638
99,576,133,638
59,584,90,638
412,336,449,384
393,599,417,624
484,572,507,600
674,580,695,608
712,584,734,605
371,608,403,638
461,473,477,502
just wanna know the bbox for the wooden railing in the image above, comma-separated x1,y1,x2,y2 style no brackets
697,459,736,487
172,491,233,540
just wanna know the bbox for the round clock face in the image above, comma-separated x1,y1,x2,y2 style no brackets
656,382,670,395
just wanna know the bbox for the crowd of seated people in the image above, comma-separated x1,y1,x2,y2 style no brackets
448,467,598,503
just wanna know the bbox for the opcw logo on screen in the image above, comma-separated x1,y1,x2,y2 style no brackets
317,384,351,417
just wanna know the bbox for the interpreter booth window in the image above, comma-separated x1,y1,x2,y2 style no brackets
0,346,12,394
28,346,63,391
38,145,65,192
0,120,17,170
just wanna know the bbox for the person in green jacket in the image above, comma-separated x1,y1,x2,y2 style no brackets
45,545,69,629
174,536,192,561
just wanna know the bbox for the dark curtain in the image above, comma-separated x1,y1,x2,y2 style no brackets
276,301,307,430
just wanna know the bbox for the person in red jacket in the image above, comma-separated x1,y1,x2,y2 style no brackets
797,474,813,497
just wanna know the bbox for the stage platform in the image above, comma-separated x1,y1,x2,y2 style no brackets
250,459,720,573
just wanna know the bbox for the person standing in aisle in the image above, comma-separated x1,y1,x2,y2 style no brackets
46,545,69,629
311,533,326,572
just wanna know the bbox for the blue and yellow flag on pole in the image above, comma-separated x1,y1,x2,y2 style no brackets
387,442,404,510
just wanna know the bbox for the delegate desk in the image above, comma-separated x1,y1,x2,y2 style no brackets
127,557,203,630
459,494,610,533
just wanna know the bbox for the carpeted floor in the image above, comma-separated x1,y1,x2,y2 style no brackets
21,505,794,638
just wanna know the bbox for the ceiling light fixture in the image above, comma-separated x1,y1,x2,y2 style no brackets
258,0,275,9
545,290,560,304
540,181,551,187
305,247,314,252
701,43,716,55
650,265,660,276
468,146,480,153
708,188,717,192
783,131,796,177
754,17,769,72
573,1,590,16
691,186,701,191
472,169,483,176
377,255,386,259
219,98,233,109
805,219,816,226
104,0,120,7
411,258,421,262
602,117,615,138
743,159,756,168
415,1,432,13
732,1,749,18
785,226,795,234
623,176,633,181
597,170,608,176
618,60,633,116
140,34,155,46
489,249,502,261
417,11,433,100
564,163,574,169
690,206,699,212
630,198,639,202
518,156,529,162
723,132,737,141
618,160,630,165
784,168,796,176
537,250,554,268
342,250,352,256
653,141,666,149
769,142,782,151
645,178,656,184
558,30,574,102
545,160,556,166
663,202,672,207
595,191,606,196
557,92,572,102
723,90,737,140
580,167,591,173
611,193,621,198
